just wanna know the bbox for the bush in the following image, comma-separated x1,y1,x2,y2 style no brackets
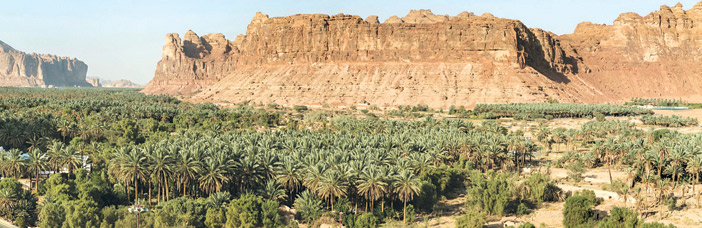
293,105,308,112
413,181,438,211
573,190,599,206
567,161,586,183
466,171,511,216
563,195,593,228
516,203,529,216
522,172,561,204
354,213,379,228
294,190,323,223
455,209,486,228
597,207,639,228
225,194,263,228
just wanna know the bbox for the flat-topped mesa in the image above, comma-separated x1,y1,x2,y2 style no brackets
236,10,578,71
0,40,90,87
147,10,581,97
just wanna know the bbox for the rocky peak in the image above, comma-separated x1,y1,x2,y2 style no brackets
162,33,183,60
0,40,15,52
401,9,448,23
365,16,379,24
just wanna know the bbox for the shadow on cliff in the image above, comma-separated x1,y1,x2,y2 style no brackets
529,63,572,84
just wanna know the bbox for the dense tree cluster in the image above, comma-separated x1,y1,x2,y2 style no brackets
474,103,652,119
641,115,698,127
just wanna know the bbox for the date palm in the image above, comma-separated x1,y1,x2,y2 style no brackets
356,166,387,212
149,146,173,204
317,170,348,212
394,169,421,225
25,149,47,192
119,148,149,202
199,156,230,196
173,148,201,197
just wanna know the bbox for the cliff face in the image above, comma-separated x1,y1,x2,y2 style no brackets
560,2,702,99
145,3,702,107
0,40,90,87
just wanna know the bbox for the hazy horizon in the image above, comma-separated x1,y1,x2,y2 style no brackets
2,0,699,85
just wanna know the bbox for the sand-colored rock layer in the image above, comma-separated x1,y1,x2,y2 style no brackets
144,3,702,108
0,40,90,87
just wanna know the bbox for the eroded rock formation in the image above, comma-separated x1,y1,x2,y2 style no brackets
144,3,702,107
0,40,91,87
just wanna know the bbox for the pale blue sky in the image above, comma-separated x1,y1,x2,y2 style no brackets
1,0,699,84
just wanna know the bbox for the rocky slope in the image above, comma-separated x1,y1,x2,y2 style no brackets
144,3,702,108
0,40,91,87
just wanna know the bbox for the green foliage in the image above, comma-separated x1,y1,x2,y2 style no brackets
225,194,263,228
563,195,593,228
293,105,308,112
262,200,284,228
413,181,438,211
522,172,561,204
640,222,677,228
153,197,207,228
353,213,379,228
39,201,66,228
627,98,684,107
566,161,586,183
597,207,639,228
466,171,512,216
62,199,101,228
455,209,486,228
294,190,323,223
641,115,697,127
573,190,599,206
474,103,652,119
516,203,529,216
205,208,226,228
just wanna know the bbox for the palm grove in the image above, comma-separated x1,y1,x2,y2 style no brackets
0,88,695,228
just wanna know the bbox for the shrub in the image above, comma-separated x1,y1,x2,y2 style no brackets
567,161,586,183
293,105,308,112
294,190,323,223
354,213,379,228
455,209,486,228
563,195,593,228
466,171,511,216
597,207,639,228
516,203,529,216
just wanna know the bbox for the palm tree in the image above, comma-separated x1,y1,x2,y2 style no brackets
4,149,24,178
148,146,173,204
259,179,287,202
356,166,387,212
199,157,230,196
688,155,702,208
173,149,201,197
60,146,82,178
275,159,301,202
25,149,47,192
316,170,348,212
119,148,149,202
394,169,421,225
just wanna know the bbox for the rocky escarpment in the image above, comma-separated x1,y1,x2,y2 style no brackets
0,40,91,87
145,3,702,107
559,2,702,100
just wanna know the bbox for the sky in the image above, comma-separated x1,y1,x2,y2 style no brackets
1,0,700,84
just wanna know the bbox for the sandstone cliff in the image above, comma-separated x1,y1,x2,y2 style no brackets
144,3,702,108
0,40,91,87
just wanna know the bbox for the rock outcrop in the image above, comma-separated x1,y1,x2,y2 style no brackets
144,3,702,107
102,80,143,88
0,40,91,87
